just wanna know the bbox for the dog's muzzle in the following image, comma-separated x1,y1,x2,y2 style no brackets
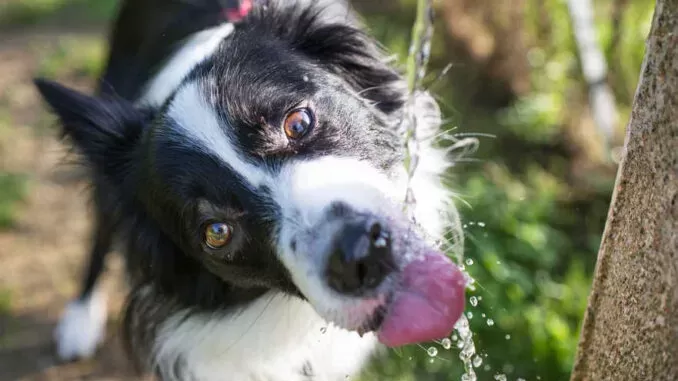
274,156,466,347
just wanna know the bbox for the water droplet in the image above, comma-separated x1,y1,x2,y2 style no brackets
517,378,526,381
478,222,486,227
461,375,473,381
484,364,491,371
470,296,478,306
466,311,473,319
465,258,474,266
457,340,465,349
427,346,438,357
493,374,507,381
374,236,387,248
463,224,468,229
487,319,494,326
472,355,483,368
320,327,327,334
303,75,310,82
429,358,435,363
505,334,511,340
469,221,475,225
477,296,483,301
482,313,486,318
451,334,458,341
496,260,501,264
537,377,542,380
441,338,452,349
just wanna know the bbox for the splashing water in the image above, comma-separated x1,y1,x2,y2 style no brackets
487,318,495,326
469,296,478,307
454,315,477,381
441,338,452,349
493,374,507,381
472,355,483,368
400,1,489,379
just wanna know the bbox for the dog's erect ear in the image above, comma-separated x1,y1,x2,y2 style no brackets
34,78,148,167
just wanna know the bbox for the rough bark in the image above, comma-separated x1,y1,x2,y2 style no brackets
570,0,678,380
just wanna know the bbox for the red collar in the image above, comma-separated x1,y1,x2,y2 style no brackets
222,0,253,23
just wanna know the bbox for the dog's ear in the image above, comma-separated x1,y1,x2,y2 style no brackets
34,78,148,168
292,21,406,116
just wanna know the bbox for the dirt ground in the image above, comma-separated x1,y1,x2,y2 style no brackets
0,25,139,381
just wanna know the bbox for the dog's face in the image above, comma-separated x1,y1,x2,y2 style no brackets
36,5,465,347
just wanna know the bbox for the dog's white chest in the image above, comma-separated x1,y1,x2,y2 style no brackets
154,292,377,381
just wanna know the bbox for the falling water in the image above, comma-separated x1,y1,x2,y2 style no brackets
402,1,489,380
455,314,477,381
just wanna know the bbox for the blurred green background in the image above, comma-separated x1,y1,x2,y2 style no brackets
0,0,653,380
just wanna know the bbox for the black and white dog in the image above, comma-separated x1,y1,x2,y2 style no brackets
34,0,466,380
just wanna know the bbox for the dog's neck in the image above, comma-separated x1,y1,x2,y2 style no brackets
129,288,377,381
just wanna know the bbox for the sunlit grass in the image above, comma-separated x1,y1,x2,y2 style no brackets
0,172,28,229
0,0,117,29
36,36,105,79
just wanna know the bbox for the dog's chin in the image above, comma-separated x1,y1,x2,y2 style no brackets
323,249,467,348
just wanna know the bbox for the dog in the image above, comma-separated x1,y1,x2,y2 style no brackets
34,1,466,380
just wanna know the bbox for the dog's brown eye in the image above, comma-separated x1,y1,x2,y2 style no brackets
283,108,314,139
204,222,232,249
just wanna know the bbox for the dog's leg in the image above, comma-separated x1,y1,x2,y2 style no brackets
54,199,112,361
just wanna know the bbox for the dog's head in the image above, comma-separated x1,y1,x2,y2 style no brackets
35,3,465,347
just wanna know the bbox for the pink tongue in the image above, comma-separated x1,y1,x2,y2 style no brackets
377,252,466,347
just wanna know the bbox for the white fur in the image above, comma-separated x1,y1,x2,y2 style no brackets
394,92,458,241
154,292,376,381
273,156,399,329
139,22,235,107
54,292,108,361
166,82,270,188
130,14,456,381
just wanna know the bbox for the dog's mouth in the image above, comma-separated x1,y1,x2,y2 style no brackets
275,157,466,348
352,250,466,347
281,209,466,347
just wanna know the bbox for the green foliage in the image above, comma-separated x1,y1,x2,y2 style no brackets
0,172,28,229
0,0,117,29
357,0,652,380
36,36,105,79
456,164,601,380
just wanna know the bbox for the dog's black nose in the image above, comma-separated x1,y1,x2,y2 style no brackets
326,215,393,295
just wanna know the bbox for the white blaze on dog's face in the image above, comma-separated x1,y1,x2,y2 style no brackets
34,3,466,349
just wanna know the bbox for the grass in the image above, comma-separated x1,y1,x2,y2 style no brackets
36,36,105,79
0,288,13,347
0,172,28,229
0,0,118,30
0,288,11,314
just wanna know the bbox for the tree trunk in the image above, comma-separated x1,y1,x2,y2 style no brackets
570,0,678,380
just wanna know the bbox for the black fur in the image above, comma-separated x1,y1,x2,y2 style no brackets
35,0,410,377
